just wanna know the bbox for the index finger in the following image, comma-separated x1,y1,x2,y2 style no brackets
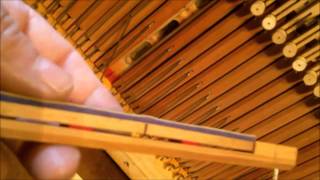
3,1,73,64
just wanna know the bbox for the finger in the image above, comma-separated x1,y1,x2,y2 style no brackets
0,3,72,100
62,51,101,103
61,50,122,111
84,85,122,111
1,4,80,180
20,143,80,180
3,1,73,64
0,0,29,33
3,0,114,106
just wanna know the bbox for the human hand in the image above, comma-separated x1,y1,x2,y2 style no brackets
0,1,122,179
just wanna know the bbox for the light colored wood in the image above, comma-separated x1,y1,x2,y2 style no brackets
272,2,320,44
0,119,297,170
238,140,319,180
271,0,296,16
147,124,255,152
262,0,300,30
303,71,319,86
227,128,320,180
283,24,320,58
276,0,307,20
303,64,320,86
250,0,266,16
292,45,320,71
195,97,318,178
0,101,146,134
0,92,255,151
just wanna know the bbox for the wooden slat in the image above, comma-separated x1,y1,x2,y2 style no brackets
207,122,319,179
222,90,314,132
91,0,165,53
122,5,254,103
204,82,309,130
79,0,142,52
0,119,297,170
300,171,320,180
144,45,282,117
0,101,146,134
160,32,272,121
89,0,189,69
258,126,320,179
70,0,118,42
279,157,320,179
130,18,262,114
113,0,243,89
260,111,319,143
217,111,319,179
167,59,294,124
61,0,96,30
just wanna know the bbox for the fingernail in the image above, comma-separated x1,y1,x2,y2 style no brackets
35,57,72,93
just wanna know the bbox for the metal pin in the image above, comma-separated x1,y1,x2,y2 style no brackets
272,168,279,180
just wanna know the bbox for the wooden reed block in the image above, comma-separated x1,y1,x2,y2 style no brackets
0,101,146,134
146,124,255,152
0,91,256,151
0,119,297,170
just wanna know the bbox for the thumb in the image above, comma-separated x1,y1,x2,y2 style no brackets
0,4,72,100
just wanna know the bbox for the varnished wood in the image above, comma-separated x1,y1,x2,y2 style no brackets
22,0,320,178
113,1,242,91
